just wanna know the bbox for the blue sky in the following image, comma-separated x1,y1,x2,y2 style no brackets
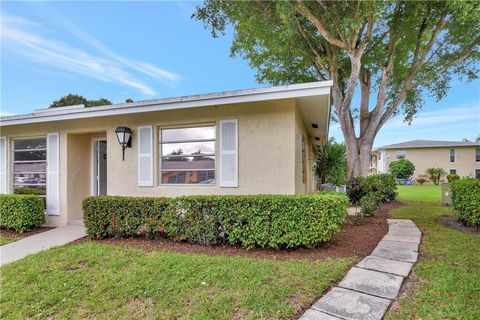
1,1,479,147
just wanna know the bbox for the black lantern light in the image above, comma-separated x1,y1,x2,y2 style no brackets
114,127,132,161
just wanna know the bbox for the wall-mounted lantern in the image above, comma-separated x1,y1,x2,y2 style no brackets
114,127,132,161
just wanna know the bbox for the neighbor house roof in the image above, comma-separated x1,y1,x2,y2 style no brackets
377,139,480,150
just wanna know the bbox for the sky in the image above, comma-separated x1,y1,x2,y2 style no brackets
1,1,479,148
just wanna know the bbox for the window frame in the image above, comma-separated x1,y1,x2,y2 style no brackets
159,124,217,186
476,169,480,179
476,148,480,162
450,148,455,163
395,151,406,159
449,169,456,175
11,136,47,203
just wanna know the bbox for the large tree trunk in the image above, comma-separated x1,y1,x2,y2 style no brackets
345,134,374,181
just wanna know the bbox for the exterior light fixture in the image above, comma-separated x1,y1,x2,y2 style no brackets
114,127,132,161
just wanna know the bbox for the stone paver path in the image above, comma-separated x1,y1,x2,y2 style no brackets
300,219,421,320
0,221,86,266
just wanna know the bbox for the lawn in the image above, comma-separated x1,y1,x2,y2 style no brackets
0,242,353,319
396,184,441,202
0,234,20,246
385,185,480,319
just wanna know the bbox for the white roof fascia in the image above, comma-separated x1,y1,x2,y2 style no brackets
0,81,332,126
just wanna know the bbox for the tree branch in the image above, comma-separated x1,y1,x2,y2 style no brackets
297,0,348,49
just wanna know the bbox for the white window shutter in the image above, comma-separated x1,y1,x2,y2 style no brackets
138,125,153,186
0,137,7,194
220,119,238,187
47,133,60,215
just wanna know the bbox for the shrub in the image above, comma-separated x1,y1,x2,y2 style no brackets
83,196,168,239
450,178,480,228
13,186,46,196
416,177,427,184
425,167,447,185
360,192,382,217
314,139,347,187
389,159,415,180
0,194,45,232
347,173,397,205
447,173,460,183
83,194,349,249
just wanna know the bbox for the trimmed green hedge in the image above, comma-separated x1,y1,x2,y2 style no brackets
0,194,45,232
450,178,480,228
83,194,348,249
347,173,397,205
83,196,168,239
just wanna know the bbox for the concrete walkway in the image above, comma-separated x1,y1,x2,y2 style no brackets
300,219,421,320
0,221,86,266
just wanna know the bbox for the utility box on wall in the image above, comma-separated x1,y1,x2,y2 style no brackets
441,183,452,206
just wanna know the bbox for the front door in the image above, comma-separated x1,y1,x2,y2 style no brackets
94,140,107,195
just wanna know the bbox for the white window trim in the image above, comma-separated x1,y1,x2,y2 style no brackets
159,124,217,186
450,148,456,163
0,136,7,194
46,133,60,216
395,150,407,159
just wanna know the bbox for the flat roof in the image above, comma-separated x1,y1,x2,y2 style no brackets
376,139,480,150
0,81,332,127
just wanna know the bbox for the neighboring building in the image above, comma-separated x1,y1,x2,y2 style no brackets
375,140,480,180
0,81,332,227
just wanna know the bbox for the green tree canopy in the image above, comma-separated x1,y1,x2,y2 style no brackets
50,94,112,108
389,158,415,179
194,0,480,179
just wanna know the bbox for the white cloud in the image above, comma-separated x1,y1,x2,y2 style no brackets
1,13,181,96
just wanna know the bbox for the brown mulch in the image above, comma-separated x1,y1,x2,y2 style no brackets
0,227,54,239
437,216,480,236
76,201,404,261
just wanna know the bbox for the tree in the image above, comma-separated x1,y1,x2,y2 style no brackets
313,138,347,187
389,158,415,180
425,167,447,185
50,94,112,108
194,1,480,179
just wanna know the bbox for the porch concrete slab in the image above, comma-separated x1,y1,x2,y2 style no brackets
299,309,342,320
338,267,404,299
0,224,86,266
371,246,418,263
382,234,421,244
376,240,419,252
312,287,391,320
357,255,413,277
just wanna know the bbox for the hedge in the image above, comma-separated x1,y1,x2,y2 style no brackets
0,194,45,232
450,178,480,228
82,196,168,239
83,193,349,249
347,173,397,205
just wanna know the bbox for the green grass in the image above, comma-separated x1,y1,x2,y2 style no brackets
385,186,480,319
0,234,20,246
0,242,353,319
396,184,441,202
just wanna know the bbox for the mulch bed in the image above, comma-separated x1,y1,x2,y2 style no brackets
437,216,480,236
0,227,54,239
76,201,404,261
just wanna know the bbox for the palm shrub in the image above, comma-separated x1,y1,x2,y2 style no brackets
389,159,415,180
425,167,447,185
314,139,347,187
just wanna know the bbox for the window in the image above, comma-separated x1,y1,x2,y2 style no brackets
160,126,216,184
476,169,480,179
395,151,406,159
450,169,456,174
302,135,306,183
476,148,480,162
12,137,47,205
450,149,455,162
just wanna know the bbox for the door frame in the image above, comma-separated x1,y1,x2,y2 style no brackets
91,139,107,196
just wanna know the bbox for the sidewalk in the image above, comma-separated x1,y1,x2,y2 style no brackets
0,221,86,266
300,219,421,320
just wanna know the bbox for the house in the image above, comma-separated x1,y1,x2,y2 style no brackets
374,140,480,180
0,81,332,227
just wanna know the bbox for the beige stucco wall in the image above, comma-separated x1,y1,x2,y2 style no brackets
383,146,480,180
294,106,315,193
1,99,322,226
